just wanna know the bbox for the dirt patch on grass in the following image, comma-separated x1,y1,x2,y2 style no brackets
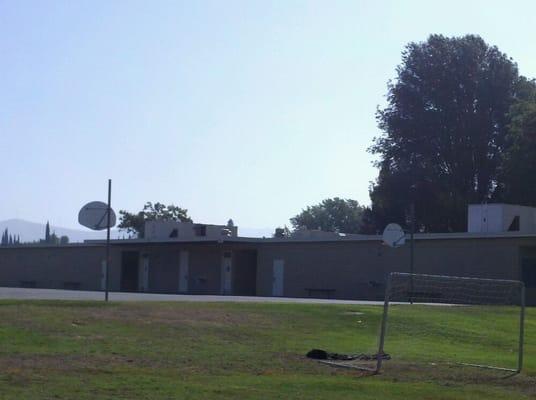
0,353,159,372
311,358,536,395
0,353,197,392
81,304,272,329
0,303,273,336
0,353,164,389
377,361,536,396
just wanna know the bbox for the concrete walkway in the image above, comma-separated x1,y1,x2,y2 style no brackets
0,287,385,305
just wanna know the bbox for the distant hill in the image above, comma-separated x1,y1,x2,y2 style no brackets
0,219,273,243
0,219,122,243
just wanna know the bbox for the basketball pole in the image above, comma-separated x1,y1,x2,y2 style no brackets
409,200,415,305
105,179,112,302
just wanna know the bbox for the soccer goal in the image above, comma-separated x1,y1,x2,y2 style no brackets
373,272,526,374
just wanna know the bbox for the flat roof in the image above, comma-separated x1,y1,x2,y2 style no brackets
87,230,536,245
1,230,535,250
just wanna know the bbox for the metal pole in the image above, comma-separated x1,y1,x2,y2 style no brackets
517,283,525,374
105,179,112,302
409,201,415,304
376,274,392,374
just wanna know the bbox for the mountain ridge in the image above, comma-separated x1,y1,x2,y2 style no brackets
0,219,273,242
0,218,116,243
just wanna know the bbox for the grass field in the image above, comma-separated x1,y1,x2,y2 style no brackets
0,300,534,399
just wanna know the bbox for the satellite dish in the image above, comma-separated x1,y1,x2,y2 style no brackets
382,223,405,247
78,201,116,231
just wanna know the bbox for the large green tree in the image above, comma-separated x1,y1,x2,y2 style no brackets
369,34,520,232
118,202,192,238
495,77,536,205
290,198,369,234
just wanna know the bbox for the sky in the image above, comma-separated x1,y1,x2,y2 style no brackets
1,0,536,233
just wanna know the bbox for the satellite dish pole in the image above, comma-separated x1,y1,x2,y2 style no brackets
105,179,112,302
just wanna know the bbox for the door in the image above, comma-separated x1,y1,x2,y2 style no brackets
120,251,139,292
272,259,284,297
179,251,189,293
221,252,232,295
140,255,149,292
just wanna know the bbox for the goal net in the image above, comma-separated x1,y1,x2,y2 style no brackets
319,273,525,375
374,273,526,374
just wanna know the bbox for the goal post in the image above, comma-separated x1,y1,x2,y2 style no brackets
375,272,526,374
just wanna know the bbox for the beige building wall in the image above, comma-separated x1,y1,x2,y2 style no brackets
256,241,398,300
0,245,106,290
0,236,534,304
256,237,534,301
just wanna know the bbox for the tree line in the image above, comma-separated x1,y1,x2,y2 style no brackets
0,221,69,246
41,221,69,245
118,198,369,238
1,229,21,246
118,34,536,237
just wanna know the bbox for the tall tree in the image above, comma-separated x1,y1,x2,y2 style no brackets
290,198,368,234
118,202,192,238
495,77,536,205
369,34,520,232
45,221,51,243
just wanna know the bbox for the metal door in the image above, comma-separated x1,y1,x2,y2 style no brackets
222,252,232,295
179,251,189,293
140,255,149,292
272,259,284,297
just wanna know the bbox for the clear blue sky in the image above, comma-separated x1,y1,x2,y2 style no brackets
1,0,535,232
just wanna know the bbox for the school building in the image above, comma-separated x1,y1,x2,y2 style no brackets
0,204,535,304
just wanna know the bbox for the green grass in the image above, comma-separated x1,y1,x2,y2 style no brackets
0,300,534,399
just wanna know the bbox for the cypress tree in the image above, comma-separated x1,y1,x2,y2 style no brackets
45,221,50,243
